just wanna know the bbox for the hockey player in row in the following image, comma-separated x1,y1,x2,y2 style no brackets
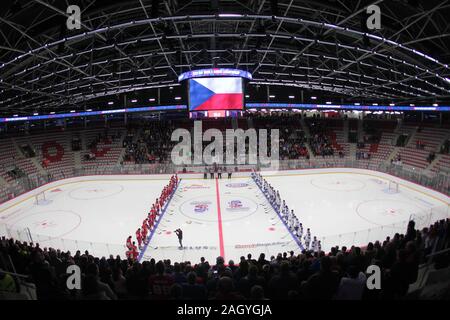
125,174,179,260
125,236,139,260
251,171,321,253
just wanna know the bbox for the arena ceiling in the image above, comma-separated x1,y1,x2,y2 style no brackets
1,0,450,115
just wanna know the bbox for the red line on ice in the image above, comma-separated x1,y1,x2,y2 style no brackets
215,178,225,260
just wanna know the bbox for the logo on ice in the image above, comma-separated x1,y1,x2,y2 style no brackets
170,121,279,169
192,201,210,213
229,200,243,209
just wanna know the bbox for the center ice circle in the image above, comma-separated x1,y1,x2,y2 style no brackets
10,210,81,239
310,175,366,191
69,183,124,200
179,194,258,222
356,199,426,226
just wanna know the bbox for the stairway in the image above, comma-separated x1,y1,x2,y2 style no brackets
404,127,419,148
357,119,364,142
131,128,143,144
386,146,401,163
117,148,127,166
0,175,8,186
426,153,450,173
343,118,349,143
73,151,82,169
348,143,357,160
299,117,315,159
299,117,311,138
10,137,45,175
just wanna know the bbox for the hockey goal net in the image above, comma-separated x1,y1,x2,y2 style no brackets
388,180,399,193
35,191,47,205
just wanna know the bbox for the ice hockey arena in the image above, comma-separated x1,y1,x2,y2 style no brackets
0,0,449,302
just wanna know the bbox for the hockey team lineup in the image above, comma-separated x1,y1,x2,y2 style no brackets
136,171,306,263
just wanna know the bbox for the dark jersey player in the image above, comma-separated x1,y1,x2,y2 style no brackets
174,228,183,248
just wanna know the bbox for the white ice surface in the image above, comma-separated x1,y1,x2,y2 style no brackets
0,169,448,263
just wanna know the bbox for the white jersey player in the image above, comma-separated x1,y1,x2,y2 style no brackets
293,218,299,232
288,215,294,230
304,228,311,250
312,236,319,253
298,223,303,237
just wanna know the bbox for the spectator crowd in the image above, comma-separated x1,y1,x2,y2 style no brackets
1,218,448,300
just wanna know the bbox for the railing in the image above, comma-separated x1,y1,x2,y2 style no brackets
318,205,449,251
1,223,127,259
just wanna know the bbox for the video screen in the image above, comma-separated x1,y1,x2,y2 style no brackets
189,77,243,111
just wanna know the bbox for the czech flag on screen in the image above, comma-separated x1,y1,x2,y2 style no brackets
189,77,243,111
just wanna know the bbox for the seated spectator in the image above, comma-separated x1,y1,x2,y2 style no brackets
212,276,244,300
182,272,206,300
268,261,298,299
148,261,174,300
250,285,268,300
303,256,339,300
335,265,366,300
85,263,117,300
81,274,110,300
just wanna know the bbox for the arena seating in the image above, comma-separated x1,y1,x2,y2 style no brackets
0,117,449,301
81,129,125,169
430,154,450,173
0,118,448,182
14,132,75,179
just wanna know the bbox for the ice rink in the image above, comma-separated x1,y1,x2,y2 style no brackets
0,168,448,264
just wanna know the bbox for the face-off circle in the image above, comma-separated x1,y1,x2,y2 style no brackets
310,176,366,191
356,199,426,226
9,210,81,239
69,183,124,200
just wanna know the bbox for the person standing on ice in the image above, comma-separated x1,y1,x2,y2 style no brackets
136,228,142,249
283,206,289,222
126,236,132,251
297,223,304,238
227,166,232,179
304,229,311,250
312,236,319,253
175,228,183,248
275,191,281,210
